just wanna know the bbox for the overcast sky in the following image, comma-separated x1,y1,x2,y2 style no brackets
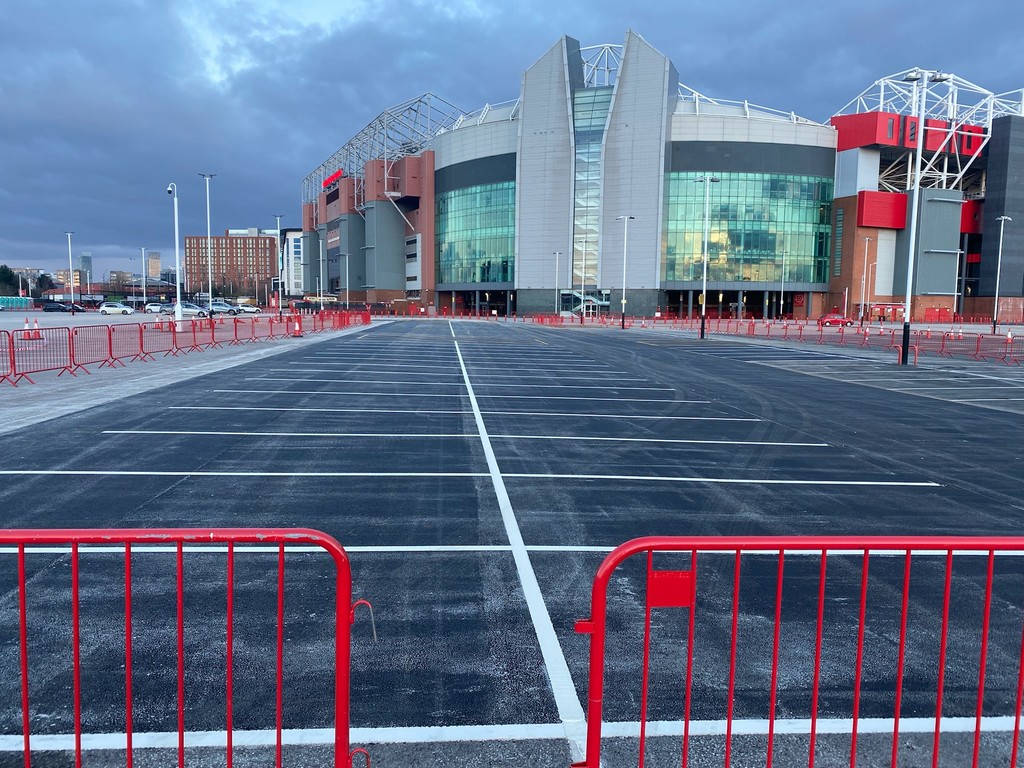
2,0,1022,279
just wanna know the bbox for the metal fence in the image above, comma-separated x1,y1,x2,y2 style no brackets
1,527,369,767
573,536,1024,768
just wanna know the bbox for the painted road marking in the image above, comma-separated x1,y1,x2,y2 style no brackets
213,389,701,404
102,430,826,448
454,339,587,760
169,406,757,421
1,715,1018,752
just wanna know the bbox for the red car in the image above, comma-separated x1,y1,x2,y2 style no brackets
817,312,854,327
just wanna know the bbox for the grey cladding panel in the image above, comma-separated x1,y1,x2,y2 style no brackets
671,141,835,176
435,154,516,194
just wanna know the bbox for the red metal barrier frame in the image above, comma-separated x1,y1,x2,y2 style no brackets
5,527,363,768
572,535,1024,768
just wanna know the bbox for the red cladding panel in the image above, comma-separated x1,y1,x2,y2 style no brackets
967,253,981,264
924,120,953,152
831,112,902,151
961,200,983,234
960,125,985,157
902,116,919,149
857,191,908,229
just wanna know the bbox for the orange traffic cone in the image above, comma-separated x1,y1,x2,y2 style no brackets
292,317,303,337
22,318,30,338
31,319,42,340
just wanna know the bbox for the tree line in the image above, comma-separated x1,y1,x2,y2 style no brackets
0,265,54,296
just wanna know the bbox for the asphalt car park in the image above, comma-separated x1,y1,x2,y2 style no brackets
1,320,1023,766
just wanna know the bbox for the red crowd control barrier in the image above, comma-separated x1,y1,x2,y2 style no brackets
3,528,368,767
0,330,14,386
573,536,1024,768
10,326,73,383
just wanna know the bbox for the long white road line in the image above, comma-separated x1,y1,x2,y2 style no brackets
452,337,588,762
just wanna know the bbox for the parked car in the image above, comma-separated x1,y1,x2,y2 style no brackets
144,303,166,314
42,302,70,312
817,312,854,327
160,302,208,318
209,301,239,316
235,303,261,314
98,302,135,315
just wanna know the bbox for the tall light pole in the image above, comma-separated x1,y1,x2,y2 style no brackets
868,261,877,320
318,229,326,311
65,231,74,306
199,173,216,311
274,214,284,316
993,215,1012,335
616,215,635,329
779,249,788,320
900,68,949,365
168,183,183,322
140,247,147,307
343,253,350,310
697,176,719,338
553,251,562,313
859,237,872,327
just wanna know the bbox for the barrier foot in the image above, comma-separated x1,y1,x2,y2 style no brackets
13,373,36,385
56,366,79,378
1,375,17,388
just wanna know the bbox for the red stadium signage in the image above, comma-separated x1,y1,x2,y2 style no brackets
322,169,344,188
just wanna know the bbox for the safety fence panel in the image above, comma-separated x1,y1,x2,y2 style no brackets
140,320,178,358
912,330,945,357
251,316,274,341
939,333,982,360
1011,336,1024,364
172,320,205,353
109,323,144,365
0,527,367,768
10,326,73,383
573,536,1024,768
0,330,14,386
977,336,1018,365
210,316,237,346
69,325,111,371
856,328,896,350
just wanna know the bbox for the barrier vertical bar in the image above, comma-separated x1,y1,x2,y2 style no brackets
849,550,870,767
125,543,134,768
335,534,350,768
971,550,996,768
809,550,828,768
890,551,912,768
766,551,785,768
177,541,185,768
72,541,82,768
638,553,655,767
682,549,697,768
932,550,954,768
276,542,285,768
1010,621,1024,766
18,544,30,765
725,550,741,767
226,541,235,767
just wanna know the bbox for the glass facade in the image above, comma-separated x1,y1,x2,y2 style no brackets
573,86,613,290
663,172,833,285
436,182,515,284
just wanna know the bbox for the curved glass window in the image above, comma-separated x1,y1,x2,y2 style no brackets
663,172,833,285
436,182,515,284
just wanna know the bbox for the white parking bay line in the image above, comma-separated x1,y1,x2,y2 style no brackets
0,470,490,478
104,430,478,439
245,377,670,392
490,435,828,447
502,473,940,487
213,389,703,405
168,405,755,421
454,339,587,760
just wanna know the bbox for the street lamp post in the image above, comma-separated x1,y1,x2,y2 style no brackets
553,251,561,313
167,183,183,323
868,261,877,320
993,215,1012,335
779,250,787,320
859,237,872,327
140,247,147,308
274,214,284,316
616,215,635,329
64,231,74,306
696,176,720,339
318,232,326,311
200,173,216,311
343,253,350,310
900,68,949,365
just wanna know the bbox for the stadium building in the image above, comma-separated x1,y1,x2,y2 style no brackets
300,32,1024,323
